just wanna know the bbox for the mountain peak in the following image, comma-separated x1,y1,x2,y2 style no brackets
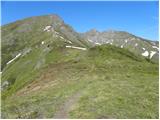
86,29,99,34
104,29,117,33
48,14,63,22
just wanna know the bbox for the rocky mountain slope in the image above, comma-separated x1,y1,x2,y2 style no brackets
1,14,91,70
83,29,159,62
1,14,159,119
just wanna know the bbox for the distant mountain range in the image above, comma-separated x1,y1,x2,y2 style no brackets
83,29,159,62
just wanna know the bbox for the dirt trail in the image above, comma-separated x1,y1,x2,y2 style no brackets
53,91,82,118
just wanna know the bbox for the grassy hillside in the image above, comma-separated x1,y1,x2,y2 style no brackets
2,45,158,119
1,15,90,70
1,14,158,119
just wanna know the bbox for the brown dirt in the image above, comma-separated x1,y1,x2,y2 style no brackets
15,62,73,96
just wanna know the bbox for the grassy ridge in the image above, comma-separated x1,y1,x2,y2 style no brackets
1,45,158,118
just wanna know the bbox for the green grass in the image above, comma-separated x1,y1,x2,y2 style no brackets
1,15,158,119
69,72,158,119
1,45,159,119
1,15,90,69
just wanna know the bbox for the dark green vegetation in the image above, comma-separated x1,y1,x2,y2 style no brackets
1,15,159,119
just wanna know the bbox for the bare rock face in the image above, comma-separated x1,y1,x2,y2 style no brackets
1,81,9,91
50,14,64,27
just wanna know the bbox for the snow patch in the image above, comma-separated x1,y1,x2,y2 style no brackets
135,43,138,47
67,41,72,44
110,43,113,45
120,45,123,48
150,51,157,59
60,36,64,39
66,46,87,50
7,53,21,65
43,26,52,32
142,51,149,57
151,42,156,45
95,43,101,45
152,46,159,50
125,40,128,43
142,48,145,50
41,41,44,45
88,39,93,42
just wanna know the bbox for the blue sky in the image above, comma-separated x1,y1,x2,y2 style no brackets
1,1,159,40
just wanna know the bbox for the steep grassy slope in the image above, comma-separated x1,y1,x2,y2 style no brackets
2,45,158,119
1,15,91,70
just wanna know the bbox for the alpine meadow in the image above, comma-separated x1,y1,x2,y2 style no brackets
1,1,159,119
